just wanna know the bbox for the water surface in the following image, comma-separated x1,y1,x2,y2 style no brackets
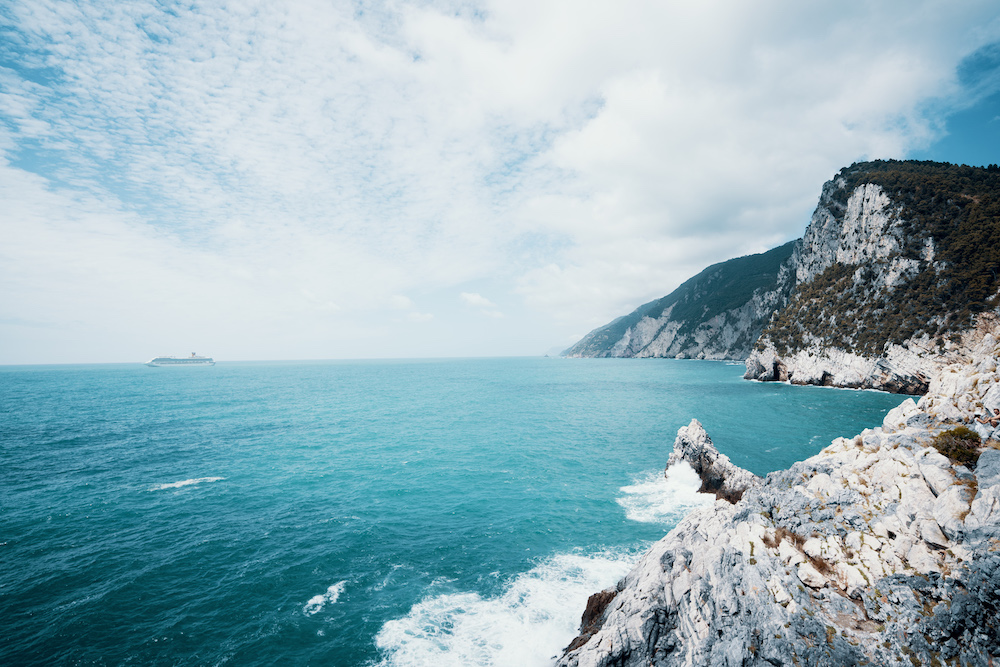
0,358,904,665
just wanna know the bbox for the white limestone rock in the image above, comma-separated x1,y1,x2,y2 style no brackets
883,398,919,433
797,562,826,589
665,419,759,502
933,485,972,541
560,332,1000,667
919,519,949,549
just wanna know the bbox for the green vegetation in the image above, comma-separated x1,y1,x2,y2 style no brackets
763,160,1000,356
565,241,795,356
931,426,982,468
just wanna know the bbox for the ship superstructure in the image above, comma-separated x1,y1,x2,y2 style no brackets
145,353,215,367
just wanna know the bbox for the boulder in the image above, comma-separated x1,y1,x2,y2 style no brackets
883,398,919,433
797,561,827,589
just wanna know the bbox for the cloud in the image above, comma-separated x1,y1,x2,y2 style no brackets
390,295,416,310
460,292,497,308
1,0,999,361
460,292,504,318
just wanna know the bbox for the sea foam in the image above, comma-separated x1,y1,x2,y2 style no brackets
374,550,635,667
148,477,225,491
616,460,714,524
303,581,347,616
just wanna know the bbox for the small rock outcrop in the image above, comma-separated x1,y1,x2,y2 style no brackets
666,420,759,503
558,332,1000,667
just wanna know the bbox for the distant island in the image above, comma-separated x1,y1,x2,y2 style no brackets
558,160,1000,666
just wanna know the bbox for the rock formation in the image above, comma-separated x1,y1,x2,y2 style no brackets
666,420,759,503
744,162,1000,394
558,326,1000,666
566,160,1000,394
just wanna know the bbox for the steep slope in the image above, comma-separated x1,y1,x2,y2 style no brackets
558,321,1000,667
563,242,796,360
746,161,1000,393
565,159,1000,393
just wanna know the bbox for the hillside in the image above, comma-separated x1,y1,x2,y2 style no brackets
567,159,1000,394
747,160,1000,393
563,242,795,360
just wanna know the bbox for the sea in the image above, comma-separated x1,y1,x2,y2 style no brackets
0,357,906,666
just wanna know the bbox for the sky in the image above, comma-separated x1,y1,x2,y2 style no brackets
3,1,1000,364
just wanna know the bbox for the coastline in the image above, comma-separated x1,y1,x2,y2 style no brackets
557,327,1000,666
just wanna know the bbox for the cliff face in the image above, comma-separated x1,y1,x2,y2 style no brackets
563,243,795,361
558,325,1000,667
743,180,949,391
566,160,1000,394
746,161,1000,393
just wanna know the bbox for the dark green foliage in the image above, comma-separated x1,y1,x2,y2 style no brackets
931,426,981,468
763,160,1000,357
565,241,795,356
665,241,795,333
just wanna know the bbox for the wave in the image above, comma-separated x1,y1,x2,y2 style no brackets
303,581,347,616
148,476,225,491
374,550,636,667
616,461,714,524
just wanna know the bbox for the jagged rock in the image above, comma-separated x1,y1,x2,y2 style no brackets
882,398,919,433
564,587,619,652
796,561,826,588
920,519,949,549
558,336,1000,667
665,419,759,502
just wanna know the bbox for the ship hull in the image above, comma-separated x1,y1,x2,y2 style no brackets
145,356,215,367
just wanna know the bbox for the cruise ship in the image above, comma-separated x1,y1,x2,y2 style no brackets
145,353,215,367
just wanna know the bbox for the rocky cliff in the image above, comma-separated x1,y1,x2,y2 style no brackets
557,325,1000,667
563,242,795,360
567,160,1000,394
746,161,1000,393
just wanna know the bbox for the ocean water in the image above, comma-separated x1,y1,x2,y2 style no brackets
0,358,905,666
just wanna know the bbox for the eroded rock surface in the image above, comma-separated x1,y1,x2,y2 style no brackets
666,420,759,503
558,335,1000,667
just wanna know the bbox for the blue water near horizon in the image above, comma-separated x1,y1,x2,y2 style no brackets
0,358,905,665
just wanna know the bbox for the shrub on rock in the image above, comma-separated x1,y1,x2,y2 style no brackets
932,426,982,467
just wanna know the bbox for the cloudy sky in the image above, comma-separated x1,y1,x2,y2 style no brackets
2,0,1000,364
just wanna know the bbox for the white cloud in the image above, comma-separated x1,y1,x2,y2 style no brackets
390,295,416,310
1,0,999,361
460,292,504,318
460,292,497,308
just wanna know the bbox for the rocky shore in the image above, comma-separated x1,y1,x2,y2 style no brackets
557,328,1000,666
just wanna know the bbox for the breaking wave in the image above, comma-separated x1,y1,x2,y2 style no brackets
374,550,636,667
616,461,714,524
303,581,347,616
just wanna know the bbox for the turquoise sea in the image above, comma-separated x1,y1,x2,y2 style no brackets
1,358,905,666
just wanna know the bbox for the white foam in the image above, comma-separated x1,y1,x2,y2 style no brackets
374,550,636,667
303,581,347,616
616,461,714,524
148,477,225,491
